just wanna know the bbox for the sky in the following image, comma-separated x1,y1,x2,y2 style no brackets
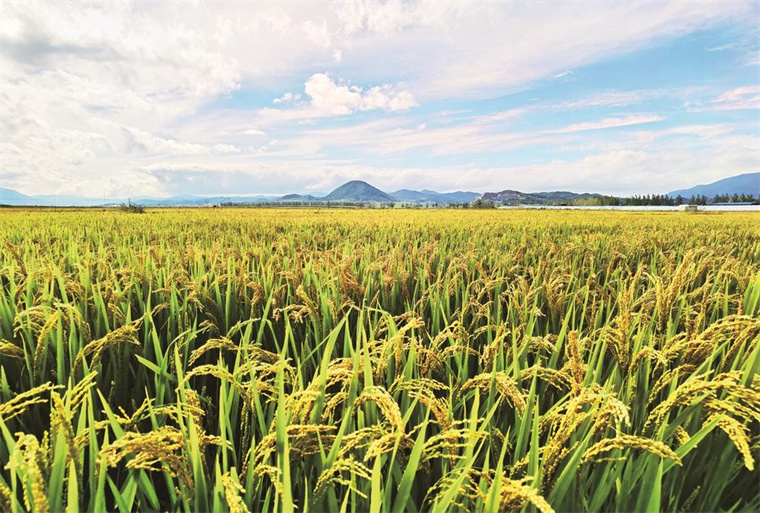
1,0,759,198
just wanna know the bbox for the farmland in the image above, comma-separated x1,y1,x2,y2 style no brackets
1,208,759,513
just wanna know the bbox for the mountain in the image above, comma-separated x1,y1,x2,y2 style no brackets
279,194,320,202
533,191,605,202
478,190,607,205
0,189,103,206
323,180,396,203
390,189,480,204
668,172,760,198
0,188,280,207
0,187,38,205
478,190,540,204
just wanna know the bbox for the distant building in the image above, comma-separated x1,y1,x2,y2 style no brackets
679,204,699,212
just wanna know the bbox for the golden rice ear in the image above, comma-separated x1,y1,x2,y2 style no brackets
592,395,631,436
710,415,755,471
0,480,12,513
0,382,62,421
0,339,24,360
51,392,81,480
392,378,451,428
581,435,682,466
355,386,405,434
421,427,488,463
499,476,556,513
520,365,572,391
461,373,525,412
7,434,49,513
188,337,236,366
72,323,141,378
314,457,372,500
565,331,587,393
673,427,691,446
99,426,195,500
221,469,250,513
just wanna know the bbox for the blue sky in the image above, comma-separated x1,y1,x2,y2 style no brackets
1,1,758,197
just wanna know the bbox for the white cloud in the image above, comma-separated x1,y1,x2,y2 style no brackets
555,91,649,109
706,43,738,52
120,126,211,156
253,73,418,123
272,93,302,105
212,144,241,154
327,1,754,99
292,113,667,157
552,115,665,134
709,86,760,110
303,73,417,115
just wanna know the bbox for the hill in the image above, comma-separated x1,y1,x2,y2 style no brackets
668,172,760,198
0,187,37,205
323,180,396,203
279,194,320,202
532,191,605,202
478,190,541,204
477,189,609,205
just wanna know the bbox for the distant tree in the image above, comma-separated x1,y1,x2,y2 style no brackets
624,194,679,206
471,199,496,209
119,200,145,214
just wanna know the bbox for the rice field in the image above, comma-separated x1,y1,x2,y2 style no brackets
1,208,759,513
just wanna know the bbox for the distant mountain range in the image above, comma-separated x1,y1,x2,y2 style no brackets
0,188,111,207
0,181,480,206
0,188,280,207
667,172,760,198
2,173,757,207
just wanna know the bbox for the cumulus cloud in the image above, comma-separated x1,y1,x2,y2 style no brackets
273,93,302,105
256,73,418,122
303,73,417,115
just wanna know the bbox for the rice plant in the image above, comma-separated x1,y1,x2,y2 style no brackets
1,208,758,512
